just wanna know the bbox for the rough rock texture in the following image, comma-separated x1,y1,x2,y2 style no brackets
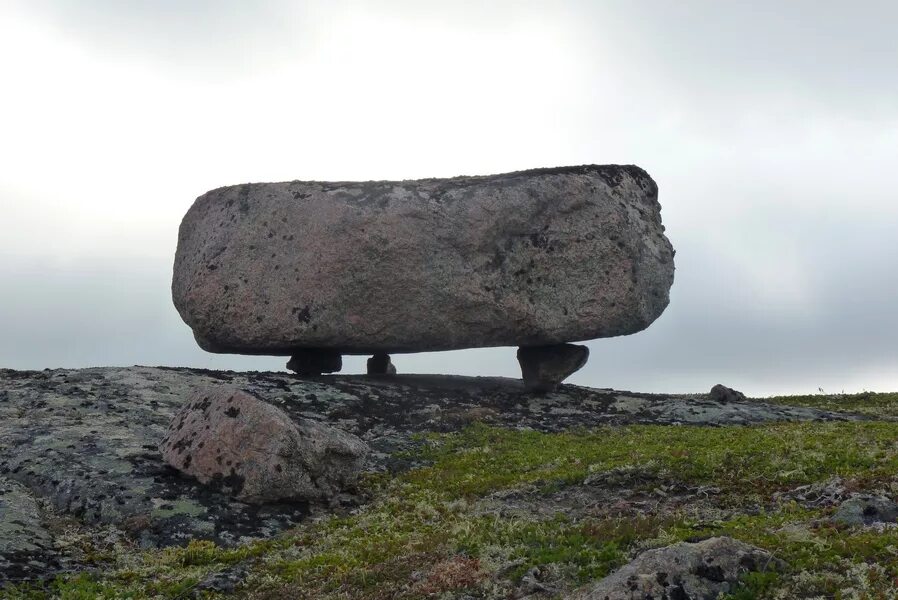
286,349,342,375
832,495,898,526
172,165,675,355
0,367,865,578
0,478,56,582
517,344,589,392
367,353,396,375
161,387,368,503
710,384,747,403
574,536,783,599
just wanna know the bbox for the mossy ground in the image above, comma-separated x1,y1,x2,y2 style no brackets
6,393,898,599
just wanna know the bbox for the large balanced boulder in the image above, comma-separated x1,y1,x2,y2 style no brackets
172,165,674,356
160,387,368,504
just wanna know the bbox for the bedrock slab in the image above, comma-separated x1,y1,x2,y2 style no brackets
0,366,865,580
172,165,674,355
0,478,57,582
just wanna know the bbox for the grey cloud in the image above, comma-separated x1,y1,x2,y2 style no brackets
12,0,314,75
609,1,898,96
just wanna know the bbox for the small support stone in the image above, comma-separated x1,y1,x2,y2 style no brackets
709,384,746,403
367,353,397,375
517,343,589,392
286,349,342,376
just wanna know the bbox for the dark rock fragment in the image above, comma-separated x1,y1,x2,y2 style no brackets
709,384,747,403
286,349,342,376
832,495,898,526
517,344,589,392
367,353,397,375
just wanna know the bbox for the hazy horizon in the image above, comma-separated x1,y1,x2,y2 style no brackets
2,0,897,396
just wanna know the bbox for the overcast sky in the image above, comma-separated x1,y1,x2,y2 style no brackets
1,0,896,396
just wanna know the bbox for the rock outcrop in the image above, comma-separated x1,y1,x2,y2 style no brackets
160,387,368,503
574,536,783,599
0,477,56,582
0,366,863,560
172,165,674,358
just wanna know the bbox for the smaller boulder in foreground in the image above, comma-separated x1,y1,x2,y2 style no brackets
160,387,368,504
832,495,898,526
574,536,782,600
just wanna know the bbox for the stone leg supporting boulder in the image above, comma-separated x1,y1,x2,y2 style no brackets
160,387,368,504
286,349,342,376
367,353,397,375
517,344,589,392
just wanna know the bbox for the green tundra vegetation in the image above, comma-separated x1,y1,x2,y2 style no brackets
5,391,898,599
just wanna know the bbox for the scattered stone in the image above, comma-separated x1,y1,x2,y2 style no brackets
517,565,559,596
286,349,342,376
709,384,747,403
367,353,397,375
832,495,898,526
774,477,847,508
172,165,675,357
192,561,251,596
0,477,56,582
160,387,369,504
574,536,783,600
517,344,589,392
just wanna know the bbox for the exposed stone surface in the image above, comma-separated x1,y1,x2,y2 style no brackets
0,367,866,579
574,536,783,599
192,561,252,596
832,495,898,526
161,387,368,503
709,384,747,403
0,477,56,582
286,349,342,376
367,353,396,375
517,344,589,392
172,165,675,356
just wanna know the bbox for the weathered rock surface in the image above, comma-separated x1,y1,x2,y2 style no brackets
367,353,396,375
0,478,56,582
832,495,898,526
710,384,747,403
172,165,675,355
518,343,589,391
286,349,342,376
0,367,866,579
161,387,368,503
574,536,783,599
